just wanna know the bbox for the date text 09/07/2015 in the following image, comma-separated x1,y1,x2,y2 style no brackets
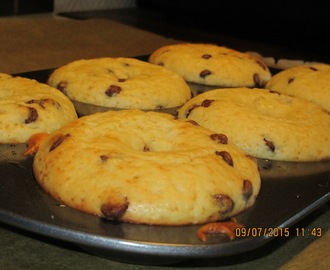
235,227,323,238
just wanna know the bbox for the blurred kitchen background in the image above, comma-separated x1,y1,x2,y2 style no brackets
1,0,135,15
1,0,329,63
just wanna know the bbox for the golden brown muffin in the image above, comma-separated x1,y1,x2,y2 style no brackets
266,63,330,112
149,43,272,87
0,73,77,143
48,57,191,112
178,88,330,161
31,109,260,225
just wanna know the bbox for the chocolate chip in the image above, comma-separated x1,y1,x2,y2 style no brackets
202,54,212,59
25,107,38,124
101,200,129,221
213,194,234,215
253,73,261,87
49,134,70,152
185,100,214,118
309,66,318,71
26,99,59,109
187,120,199,126
269,90,281,95
215,151,234,166
26,99,40,105
263,138,275,152
288,77,295,84
118,78,126,82
57,81,68,93
185,104,200,118
100,155,109,162
210,133,228,144
105,85,122,97
143,145,150,152
242,179,253,201
201,99,214,107
200,69,212,78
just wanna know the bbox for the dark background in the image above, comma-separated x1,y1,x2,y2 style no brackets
1,0,328,62
135,0,329,59
0,0,53,16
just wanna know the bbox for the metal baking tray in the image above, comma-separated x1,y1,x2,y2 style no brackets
1,144,329,265
1,59,330,265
